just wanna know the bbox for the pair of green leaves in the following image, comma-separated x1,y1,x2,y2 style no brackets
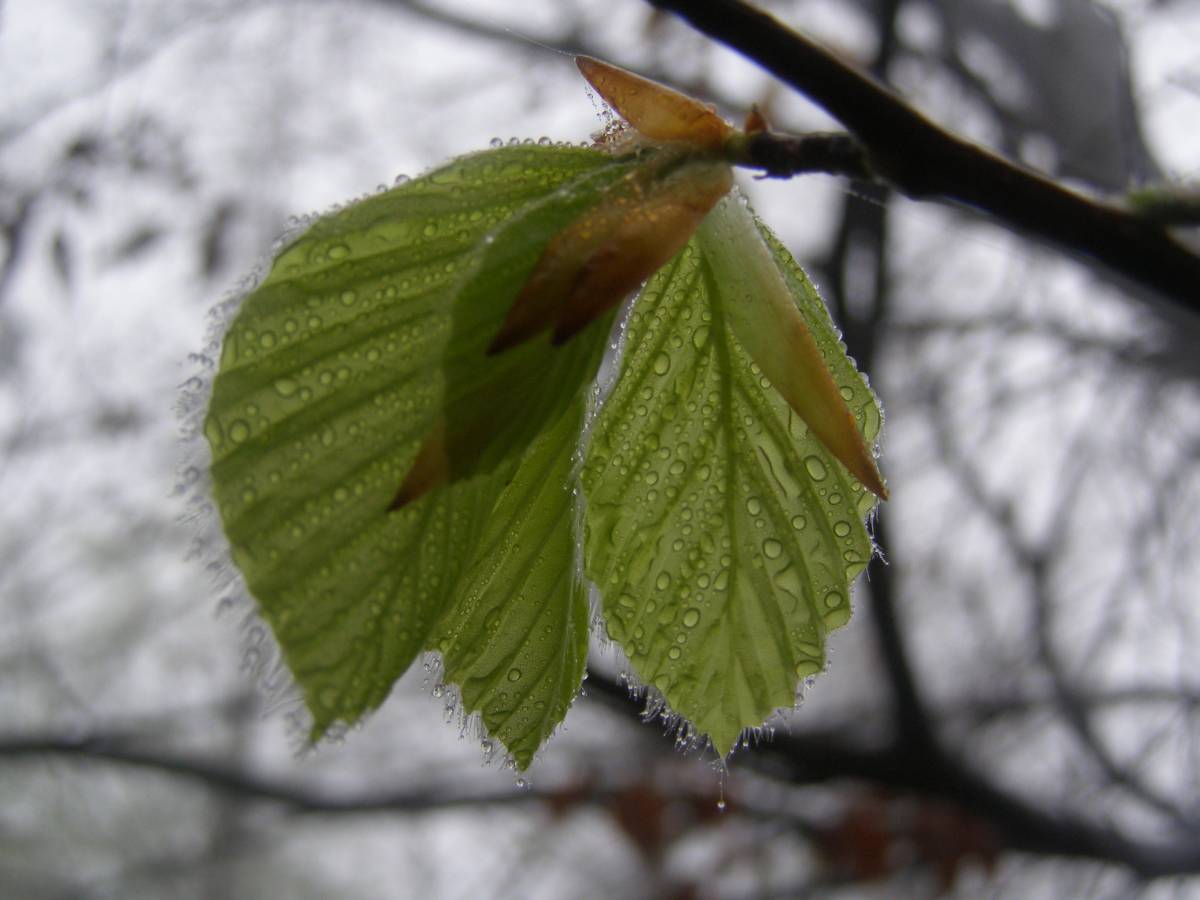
204,58,884,767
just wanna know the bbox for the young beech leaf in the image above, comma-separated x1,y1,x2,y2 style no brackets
582,193,884,756
433,400,591,769
204,54,889,769
205,144,619,744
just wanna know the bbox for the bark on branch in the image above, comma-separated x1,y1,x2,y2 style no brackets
645,0,1200,319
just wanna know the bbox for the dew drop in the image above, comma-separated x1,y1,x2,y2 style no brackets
823,590,844,609
274,377,298,397
682,608,701,628
655,572,672,591
326,243,350,260
804,456,827,480
228,420,251,443
652,352,671,376
762,539,783,560
204,418,224,447
506,668,522,683
745,497,762,516
794,659,821,677
790,515,807,531
833,521,852,538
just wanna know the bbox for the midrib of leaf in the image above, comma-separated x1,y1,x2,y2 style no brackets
703,255,798,726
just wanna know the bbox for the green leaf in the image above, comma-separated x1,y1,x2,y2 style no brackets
582,194,882,757
204,144,620,743
394,151,641,504
435,401,590,769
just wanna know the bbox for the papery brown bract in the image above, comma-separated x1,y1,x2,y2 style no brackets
576,56,734,150
489,160,734,353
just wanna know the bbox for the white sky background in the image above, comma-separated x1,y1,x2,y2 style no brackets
1,0,1199,897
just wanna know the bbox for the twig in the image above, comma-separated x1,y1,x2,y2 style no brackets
643,0,1200,319
583,671,1200,878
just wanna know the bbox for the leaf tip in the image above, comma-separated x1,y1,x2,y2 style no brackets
389,420,448,510
861,462,889,502
744,104,770,135
574,54,732,149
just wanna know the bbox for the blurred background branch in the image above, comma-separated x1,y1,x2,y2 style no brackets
1,0,1198,897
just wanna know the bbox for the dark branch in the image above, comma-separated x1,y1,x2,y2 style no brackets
733,131,872,181
583,674,1200,879
0,734,531,814
0,731,813,834
644,0,1200,319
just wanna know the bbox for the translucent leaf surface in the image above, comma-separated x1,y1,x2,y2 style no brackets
582,196,882,756
435,402,590,769
205,144,618,742
393,154,638,504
